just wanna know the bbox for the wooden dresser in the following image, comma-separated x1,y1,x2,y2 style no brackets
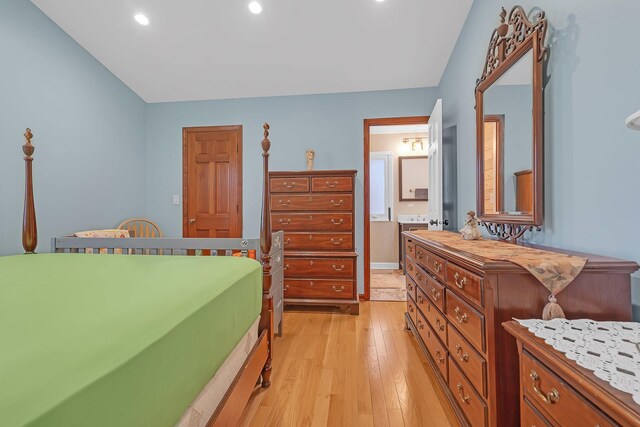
270,170,358,314
402,231,638,426
504,321,640,426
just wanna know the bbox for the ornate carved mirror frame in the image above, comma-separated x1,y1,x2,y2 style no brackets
475,5,548,242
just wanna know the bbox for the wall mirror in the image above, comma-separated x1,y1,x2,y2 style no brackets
475,6,548,241
399,156,428,201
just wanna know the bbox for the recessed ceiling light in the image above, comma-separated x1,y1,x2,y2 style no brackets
248,1,262,14
134,14,149,26
375,0,385,2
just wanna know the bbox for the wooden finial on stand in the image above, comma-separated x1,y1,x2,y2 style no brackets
22,128,38,253
259,122,273,388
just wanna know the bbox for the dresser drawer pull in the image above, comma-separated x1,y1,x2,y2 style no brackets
431,288,441,300
455,344,469,362
434,349,445,364
332,264,345,271
454,306,469,324
408,264,414,272
308,234,313,240
330,199,344,206
278,218,292,225
282,182,295,189
278,200,290,206
417,320,425,330
456,383,471,404
284,285,289,291
330,218,344,225
332,285,345,293
433,260,443,273
530,370,560,404
416,251,423,260
409,305,415,313
284,238,290,245
454,272,467,289
283,264,289,271
415,272,422,281
435,318,445,332
407,283,414,291
417,294,424,304
325,181,338,188
331,238,343,245
309,281,314,287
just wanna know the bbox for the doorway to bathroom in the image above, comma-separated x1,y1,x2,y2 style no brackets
363,116,430,302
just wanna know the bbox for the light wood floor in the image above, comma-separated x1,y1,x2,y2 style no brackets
239,302,456,426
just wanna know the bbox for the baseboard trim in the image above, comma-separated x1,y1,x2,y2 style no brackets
371,262,399,270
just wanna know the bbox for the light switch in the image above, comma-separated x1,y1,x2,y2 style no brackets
172,195,180,205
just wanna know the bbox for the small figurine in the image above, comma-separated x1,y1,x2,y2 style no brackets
306,149,315,170
459,210,482,240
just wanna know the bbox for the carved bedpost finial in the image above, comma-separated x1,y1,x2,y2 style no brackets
22,128,38,253
23,128,35,159
262,123,271,154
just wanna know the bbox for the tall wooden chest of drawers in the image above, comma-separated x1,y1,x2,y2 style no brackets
403,230,638,426
270,170,359,314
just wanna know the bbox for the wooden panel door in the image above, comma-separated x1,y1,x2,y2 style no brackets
183,126,242,238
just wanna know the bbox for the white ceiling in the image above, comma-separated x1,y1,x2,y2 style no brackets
32,0,473,103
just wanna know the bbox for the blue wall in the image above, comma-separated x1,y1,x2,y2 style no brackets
439,0,640,315
0,0,147,255
146,88,440,293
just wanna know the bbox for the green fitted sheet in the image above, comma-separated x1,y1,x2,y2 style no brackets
0,253,262,427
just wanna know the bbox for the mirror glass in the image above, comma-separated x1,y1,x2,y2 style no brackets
399,156,428,201
482,50,533,215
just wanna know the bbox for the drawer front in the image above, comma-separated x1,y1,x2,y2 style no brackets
311,176,353,192
272,213,352,231
521,397,552,427
421,248,447,282
522,351,615,427
420,288,447,344
414,244,429,266
406,276,417,302
283,257,355,278
447,324,487,397
270,177,310,193
448,356,487,427
424,321,449,380
446,263,484,309
424,273,445,312
271,194,353,211
407,294,417,325
283,232,353,250
405,240,416,260
407,261,428,291
446,290,485,352
284,279,354,299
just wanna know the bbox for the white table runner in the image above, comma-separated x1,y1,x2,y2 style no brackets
515,318,640,405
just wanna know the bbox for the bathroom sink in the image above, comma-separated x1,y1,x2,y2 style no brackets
397,215,429,224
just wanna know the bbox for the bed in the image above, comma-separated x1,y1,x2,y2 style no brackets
2,125,280,426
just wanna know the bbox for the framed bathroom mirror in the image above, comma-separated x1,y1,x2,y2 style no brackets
398,156,428,201
475,6,548,240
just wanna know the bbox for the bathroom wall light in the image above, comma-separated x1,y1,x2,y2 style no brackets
403,138,424,151
626,111,640,131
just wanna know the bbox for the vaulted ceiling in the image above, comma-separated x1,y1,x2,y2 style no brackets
32,0,473,103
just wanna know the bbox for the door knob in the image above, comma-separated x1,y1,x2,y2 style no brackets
189,218,196,224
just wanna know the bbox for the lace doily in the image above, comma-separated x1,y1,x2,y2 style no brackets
515,318,640,405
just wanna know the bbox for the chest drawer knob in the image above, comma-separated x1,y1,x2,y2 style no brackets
326,181,338,188
530,370,560,404
331,238,343,245
417,294,424,304
435,318,445,331
332,285,345,293
282,182,295,189
284,285,290,291
409,305,415,313
330,218,344,225
433,261,444,273
279,218,292,225
332,264,345,271
308,234,313,240
454,272,467,289
330,199,343,206
309,281,314,287
456,383,471,404
417,320,425,330
284,238,291,245
434,349,445,364
454,306,469,324
431,288,441,300
455,344,469,362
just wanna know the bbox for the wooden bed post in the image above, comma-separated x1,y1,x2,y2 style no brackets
259,123,273,388
22,128,38,254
